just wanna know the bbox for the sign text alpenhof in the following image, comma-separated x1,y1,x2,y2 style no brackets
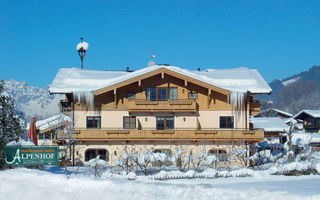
3,146,58,166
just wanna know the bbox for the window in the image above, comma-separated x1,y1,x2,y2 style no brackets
38,133,44,140
126,92,135,99
123,116,136,129
219,116,234,128
85,149,109,162
157,88,167,101
168,88,177,101
188,92,198,99
156,116,174,130
86,117,101,129
146,88,157,101
44,132,51,139
208,149,228,162
153,149,172,165
146,87,177,101
153,149,172,157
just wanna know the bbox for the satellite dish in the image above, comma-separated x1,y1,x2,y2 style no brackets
148,61,155,67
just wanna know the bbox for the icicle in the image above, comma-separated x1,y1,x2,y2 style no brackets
230,92,246,128
74,91,94,108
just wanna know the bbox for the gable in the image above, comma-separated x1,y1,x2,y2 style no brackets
93,67,230,96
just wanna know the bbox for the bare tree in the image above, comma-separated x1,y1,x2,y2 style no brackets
53,114,74,176
284,120,295,163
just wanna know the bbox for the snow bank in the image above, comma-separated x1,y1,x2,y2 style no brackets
1,168,320,199
126,172,137,180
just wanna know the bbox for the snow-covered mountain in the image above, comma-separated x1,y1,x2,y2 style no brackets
259,65,320,114
3,79,64,121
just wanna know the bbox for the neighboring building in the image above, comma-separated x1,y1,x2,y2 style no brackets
49,65,271,166
27,114,71,146
250,117,289,143
254,108,293,119
293,110,320,133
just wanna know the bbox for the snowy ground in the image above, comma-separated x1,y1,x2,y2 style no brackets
1,167,320,200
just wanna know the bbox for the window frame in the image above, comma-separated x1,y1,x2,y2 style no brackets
207,149,228,162
86,116,101,129
188,92,198,99
219,116,234,128
123,116,136,129
156,116,174,130
84,149,109,162
146,87,178,101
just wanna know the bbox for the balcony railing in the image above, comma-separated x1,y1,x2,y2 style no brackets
68,128,264,142
59,100,71,113
128,99,197,112
249,100,260,115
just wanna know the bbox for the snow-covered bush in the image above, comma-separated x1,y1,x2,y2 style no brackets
86,156,107,177
126,172,136,180
269,161,317,176
115,151,135,174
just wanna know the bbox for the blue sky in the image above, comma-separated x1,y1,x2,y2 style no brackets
1,0,320,88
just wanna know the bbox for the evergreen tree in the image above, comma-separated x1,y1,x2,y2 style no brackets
0,80,25,168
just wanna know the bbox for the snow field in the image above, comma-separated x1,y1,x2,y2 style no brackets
1,168,320,200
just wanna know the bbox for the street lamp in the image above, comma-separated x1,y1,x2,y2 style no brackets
76,38,89,69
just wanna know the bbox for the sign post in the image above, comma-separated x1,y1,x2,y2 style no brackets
3,146,58,166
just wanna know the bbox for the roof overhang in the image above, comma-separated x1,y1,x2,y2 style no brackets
93,67,231,96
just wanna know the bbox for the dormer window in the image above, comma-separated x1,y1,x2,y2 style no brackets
146,87,177,101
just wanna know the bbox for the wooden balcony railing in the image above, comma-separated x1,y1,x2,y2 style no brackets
249,100,261,115
69,128,264,142
128,99,197,112
59,100,71,114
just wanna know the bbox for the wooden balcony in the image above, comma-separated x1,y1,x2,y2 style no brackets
249,100,261,115
59,100,72,114
128,99,197,112
70,128,264,142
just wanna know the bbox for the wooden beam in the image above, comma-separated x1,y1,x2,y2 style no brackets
114,89,117,108
138,80,141,86
161,72,164,79
207,89,211,108
184,80,188,87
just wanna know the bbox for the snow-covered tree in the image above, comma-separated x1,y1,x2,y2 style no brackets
86,155,107,177
0,80,25,169
54,115,74,176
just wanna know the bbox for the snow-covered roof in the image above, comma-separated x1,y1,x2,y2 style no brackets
26,114,71,131
293,110,320,119
271,108,293,117
250,117,289,132
292,133,320,145
49,65,272,94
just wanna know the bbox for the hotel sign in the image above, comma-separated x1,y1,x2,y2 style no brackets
3,146,58,166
